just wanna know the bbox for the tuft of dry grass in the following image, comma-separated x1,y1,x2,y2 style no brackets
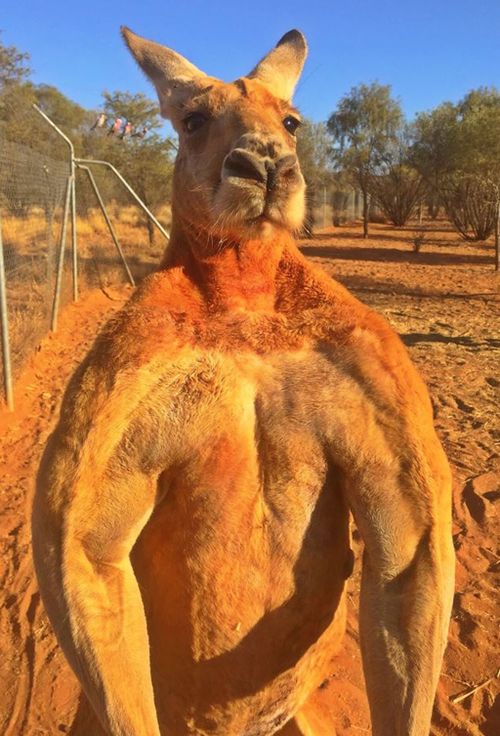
2,212,49,254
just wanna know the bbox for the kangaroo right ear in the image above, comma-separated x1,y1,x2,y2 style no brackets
121,27,209,120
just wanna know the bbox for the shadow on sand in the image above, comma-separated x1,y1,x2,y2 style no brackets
299,242,493,268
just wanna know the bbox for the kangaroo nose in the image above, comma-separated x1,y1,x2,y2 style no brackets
223,150,299,189
224,149,267,184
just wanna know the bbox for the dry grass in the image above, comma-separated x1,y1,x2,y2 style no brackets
2,213,48,255
2,202,172,379
2,202,172,257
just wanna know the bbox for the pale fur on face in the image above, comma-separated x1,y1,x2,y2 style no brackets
172,80,306,241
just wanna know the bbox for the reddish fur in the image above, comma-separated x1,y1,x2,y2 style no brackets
32,29,454,736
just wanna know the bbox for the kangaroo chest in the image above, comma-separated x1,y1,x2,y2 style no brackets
130,343,353,733
135,344,351,622
160,343,345,523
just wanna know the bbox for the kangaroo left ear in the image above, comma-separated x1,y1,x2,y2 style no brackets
247,30,308,102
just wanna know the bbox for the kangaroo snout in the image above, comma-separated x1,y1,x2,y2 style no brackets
223,149,299,192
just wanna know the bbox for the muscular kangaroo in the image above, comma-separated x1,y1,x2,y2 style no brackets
32,27,454,736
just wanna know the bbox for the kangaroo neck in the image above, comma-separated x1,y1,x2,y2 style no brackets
163,219,295,312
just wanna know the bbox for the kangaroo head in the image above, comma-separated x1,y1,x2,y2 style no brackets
122,27,307,242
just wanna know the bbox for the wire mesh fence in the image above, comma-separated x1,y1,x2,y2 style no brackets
0,103,72,395
0,94,170,409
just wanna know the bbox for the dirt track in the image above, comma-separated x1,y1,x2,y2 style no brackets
0,222,498,735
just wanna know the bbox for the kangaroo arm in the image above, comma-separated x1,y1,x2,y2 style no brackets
56,543,160,736
350,436,453,736
33,434,161,736
32,337,221,733
359,521,453,736
30,351,180,736
327,329,455,735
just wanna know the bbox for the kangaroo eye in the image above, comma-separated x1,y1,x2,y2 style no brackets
283,115,301,135
183,112,208,134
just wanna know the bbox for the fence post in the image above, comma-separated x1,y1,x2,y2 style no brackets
77,164,135,287
71,175,78,300
0,213,14,410
51,175,72,332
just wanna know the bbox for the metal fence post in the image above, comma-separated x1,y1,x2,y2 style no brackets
51,175,72,332
0,213,14,410
71,175,78,300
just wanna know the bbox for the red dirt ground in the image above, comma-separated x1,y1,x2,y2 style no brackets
0,222,498,735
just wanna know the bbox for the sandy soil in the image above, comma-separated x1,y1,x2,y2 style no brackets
0,221,498,735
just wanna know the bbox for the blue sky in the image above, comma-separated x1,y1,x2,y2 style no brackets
2,0,499,123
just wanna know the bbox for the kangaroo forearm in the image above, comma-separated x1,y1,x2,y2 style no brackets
359,564,450,736
360,622,440,734
41,551,160,736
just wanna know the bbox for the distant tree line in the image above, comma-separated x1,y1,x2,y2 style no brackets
297,81,499,267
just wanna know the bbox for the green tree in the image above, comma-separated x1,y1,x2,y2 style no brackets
370,125,425,227
412,101,461,216
118,136,174,247
0,82,35,142
0,34,87,156
0,32,34,145
327,82,402,237
413,87,500,254
102,90,162,133
297,120,332,186
82,90,175,246
456,88,500,175
35,84,88,134
0,31,31,88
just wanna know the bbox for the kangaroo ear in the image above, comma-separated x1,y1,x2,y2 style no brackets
247,30,308,102
121,27,209,119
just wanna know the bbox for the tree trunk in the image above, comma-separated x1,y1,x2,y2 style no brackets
428,200,439,219
362,189,370,238
146,216,155,248
354,190,361,219
301,184,315,237
303,202,314,237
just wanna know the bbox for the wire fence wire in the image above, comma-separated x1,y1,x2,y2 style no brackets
0,95,171,408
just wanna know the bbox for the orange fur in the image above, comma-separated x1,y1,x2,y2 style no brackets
32,29,454,736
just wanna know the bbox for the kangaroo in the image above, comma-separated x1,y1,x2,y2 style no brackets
32,27,455,736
